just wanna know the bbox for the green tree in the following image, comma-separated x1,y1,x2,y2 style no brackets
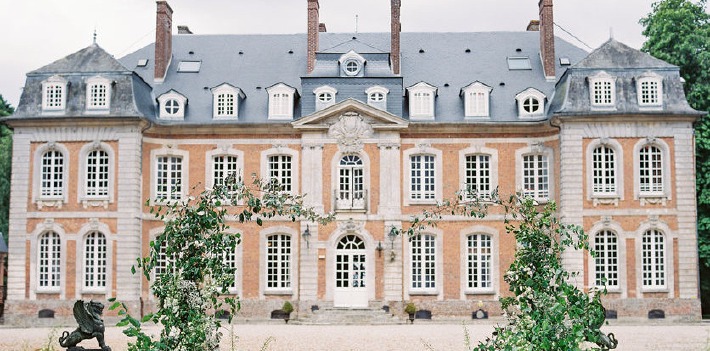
110,176,332,351
0,95,14,243
640,0,710,315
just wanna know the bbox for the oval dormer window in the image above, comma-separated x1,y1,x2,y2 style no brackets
318,92,334,103
344,59,361,76
522,96,540,114
369,92,384,102
164,99,181,115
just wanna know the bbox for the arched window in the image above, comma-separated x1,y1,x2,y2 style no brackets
466,234,492,290
593,230,618,288
84,231,107,289
642,229,666,289
639,145,664,194
40,150,65,199
38,232,61,290
336,155,365,210
592,145,616,195
85,149,110,198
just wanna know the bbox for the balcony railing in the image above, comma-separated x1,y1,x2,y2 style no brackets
334,189,368,212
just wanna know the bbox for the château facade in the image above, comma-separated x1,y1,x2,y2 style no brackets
1,0,704,323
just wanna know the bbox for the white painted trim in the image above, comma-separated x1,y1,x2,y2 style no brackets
637,73,664,109
325,224,377,302
32,142,70,206
266,83,296,120
585,138,624,202
330,150,371,213
461,81,492,118
515,144,554,202
635,219,675,295
29,221,67,299
458,145,499,201
76,221,113,296
587,220,627,296
157,90,187,120
632,138,672,202
259,146,300,195
403,144,443,205
149,146,190,202
314,85,337,111
211,83,244,119
588,71,617,110
365,85,389,110
407,82,437,120
204,146,245,189
404,228,444,300
77,141,116,207
515,87,546,118
85,75,112,113
459,225,499,298
41,75,68,113
259,226,299,298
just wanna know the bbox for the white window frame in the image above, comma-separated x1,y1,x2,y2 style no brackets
633,138,671,203
41,75,68,112
334,153,367,211
515,144,554,202
260,146,299,195
586,138,624,204
78,142,115,207
37,231,62,293
637,73,663,108
220,228,243,295
150,147,189,202
266,83,296,120
459,145,498,201
365,86,389,110
466,234,494,292
205,146,244,192
405,229,443,297
460,226,498,296
86,76,111,112
259,226,298,296
403,145,442,205
641,229,667,291
461,82,492,118
338,50,366,77
157,90,187,120
588,71,616,109
314,85,337,111
33,143,70,208
593,230,619,290
211,83,244,119
407,82,437,120
514,88,545,118
82,231,108,293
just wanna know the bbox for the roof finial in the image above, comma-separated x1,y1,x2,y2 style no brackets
355,14,358,34
609,27,614,40
93,28,97,45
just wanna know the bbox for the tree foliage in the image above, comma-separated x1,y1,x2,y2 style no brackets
640,0,710,313
110,176,332,351
0,94,14,243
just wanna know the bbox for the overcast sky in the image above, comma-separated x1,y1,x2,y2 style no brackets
1,0,673,108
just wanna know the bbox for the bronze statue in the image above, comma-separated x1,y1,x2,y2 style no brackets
59,300,111,351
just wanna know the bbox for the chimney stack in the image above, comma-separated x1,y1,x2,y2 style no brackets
319,23,327,33
390,0,401,75
539,0,555,78
526,20,540,31
177,25,192,34
155,1,173,82
307,0,320,74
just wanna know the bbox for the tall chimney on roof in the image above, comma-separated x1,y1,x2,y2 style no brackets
155,1,173,82
539,0,555,78
307,0,320,74
390,0,401,75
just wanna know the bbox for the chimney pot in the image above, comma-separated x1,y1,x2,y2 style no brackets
526,20,540,31
177,25,192,34
319,23,327,32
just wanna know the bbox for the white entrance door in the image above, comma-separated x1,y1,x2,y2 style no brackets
334,235,368,308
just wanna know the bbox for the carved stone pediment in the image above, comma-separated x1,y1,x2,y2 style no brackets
328,112,373,153
292,98,408,131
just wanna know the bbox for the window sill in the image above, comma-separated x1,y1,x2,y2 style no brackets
591,195,620,207
641,287,668,294
638,194,668,206
213,115,239,120
264,290,293,296
81,288,107,295
36,199,64,210
81,199,110,209
464,289,494,295
406,199,438,206
36,288,61,294
409,290,438,296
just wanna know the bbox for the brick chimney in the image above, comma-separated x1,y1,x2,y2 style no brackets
155,1,173,82
526,20,540,31
307,0,319,74
319,23,327,33
539,0,555,78
390,0,401,75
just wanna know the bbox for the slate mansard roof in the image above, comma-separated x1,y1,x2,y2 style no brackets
6,32,704,125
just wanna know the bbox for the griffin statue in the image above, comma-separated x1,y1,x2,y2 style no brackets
59,300,111,351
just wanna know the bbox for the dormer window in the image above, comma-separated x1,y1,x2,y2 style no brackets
211,83,245,119
365,86,389,110
461,81,492,118
407,82,437,120
589,71,616,108
157,90,187,120
267,83,296,120
42,75,68,112
314,85,337,111
515,88,545,118
86,76,111,112
338,50,366,77
638,73,663,108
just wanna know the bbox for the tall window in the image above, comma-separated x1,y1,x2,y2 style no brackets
38,232,61,290
639,145,663,194
41,150,64,198
156,156,183,200
216,93,235,116
638,77,662,107
84,231,107,290
466,234,492,290
85,149,110,197
464,154,491,200
411,234,436,290
88,83,108,109
337,155,365,209
522,154,549,200
592,146,616,195
268,155,292,192
410,155,435,200
592,80,614,105
223,248,237,290
266,234,291,289
213,155,239,188
642,229,666,289
593,230,618,288
154,242,171,277
43,83,65,110
466,91,488,117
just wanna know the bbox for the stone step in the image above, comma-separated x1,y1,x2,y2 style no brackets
296,307,405,325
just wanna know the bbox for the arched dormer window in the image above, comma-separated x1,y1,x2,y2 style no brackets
637,72,663,108
157,90,187,120
313,85,337,111
211,83,245,119
407,82,437,120
461,81,492,118
588,71,616,109
42,75,68,112
365,86,389,111
266,83,297,120
338,50,366,77
514,88,545,118
86,76,111,112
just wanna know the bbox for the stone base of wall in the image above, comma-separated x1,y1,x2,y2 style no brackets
3,299,141,327
601,297,701,322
